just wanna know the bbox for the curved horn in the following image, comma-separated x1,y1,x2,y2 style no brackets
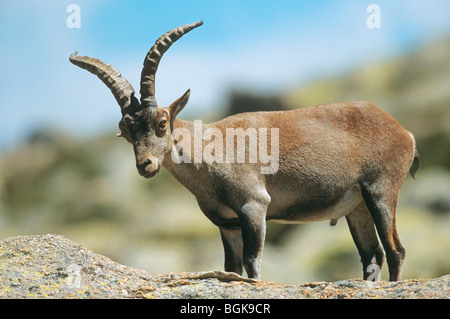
69,52,139,113
140,21,203,108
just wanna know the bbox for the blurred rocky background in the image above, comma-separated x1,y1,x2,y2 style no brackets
0,36,449,285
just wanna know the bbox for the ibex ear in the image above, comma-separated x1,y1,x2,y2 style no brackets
168,89,190,124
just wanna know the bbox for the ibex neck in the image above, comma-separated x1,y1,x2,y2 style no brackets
161,118,202,186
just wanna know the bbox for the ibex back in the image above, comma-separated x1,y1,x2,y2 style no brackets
70,21,419,281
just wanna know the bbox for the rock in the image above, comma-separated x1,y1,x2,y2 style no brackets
0,234,153,298
0,234,448,299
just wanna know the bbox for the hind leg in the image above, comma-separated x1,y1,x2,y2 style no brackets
360,180,406,281
346,201,385,280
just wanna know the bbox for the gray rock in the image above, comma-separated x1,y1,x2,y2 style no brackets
0,234,448,299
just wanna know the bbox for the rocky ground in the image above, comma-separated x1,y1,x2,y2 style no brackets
0,234,448,299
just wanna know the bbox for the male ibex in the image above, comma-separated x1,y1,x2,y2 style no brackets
70,21,419,281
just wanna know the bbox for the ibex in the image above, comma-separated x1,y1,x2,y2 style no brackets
70,21,419,281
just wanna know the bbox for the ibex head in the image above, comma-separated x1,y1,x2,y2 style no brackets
70,21,203,178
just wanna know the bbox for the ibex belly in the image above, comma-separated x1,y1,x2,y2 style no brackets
268,184,363,224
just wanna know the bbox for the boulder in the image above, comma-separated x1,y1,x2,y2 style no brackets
0,234,448,299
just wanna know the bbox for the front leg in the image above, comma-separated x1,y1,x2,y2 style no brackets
220,227,243,275
238,201,268,280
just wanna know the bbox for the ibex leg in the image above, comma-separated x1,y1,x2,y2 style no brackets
237,201,267,280
361,181,405,281
219,227,243,275
345,201,385,281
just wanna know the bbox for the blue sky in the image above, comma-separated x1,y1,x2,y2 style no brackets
1,0,449,152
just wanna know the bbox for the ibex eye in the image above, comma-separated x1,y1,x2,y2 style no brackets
158,119,167,130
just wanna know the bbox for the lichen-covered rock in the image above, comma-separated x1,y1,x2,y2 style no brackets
0,234,152,298
0,234,448,299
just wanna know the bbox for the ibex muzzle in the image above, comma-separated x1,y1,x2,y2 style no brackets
135,154,159,178
70,21,419,282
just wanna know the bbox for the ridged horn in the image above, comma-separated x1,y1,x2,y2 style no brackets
140,21,203,108
69,52,139,113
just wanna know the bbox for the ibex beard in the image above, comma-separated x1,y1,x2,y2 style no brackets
171,120,280,175
70,20,419,282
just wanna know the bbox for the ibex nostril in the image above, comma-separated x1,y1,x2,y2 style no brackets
137,158,151,171
143,158,152,167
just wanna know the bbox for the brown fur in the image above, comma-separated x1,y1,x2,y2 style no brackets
155,100,417,280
